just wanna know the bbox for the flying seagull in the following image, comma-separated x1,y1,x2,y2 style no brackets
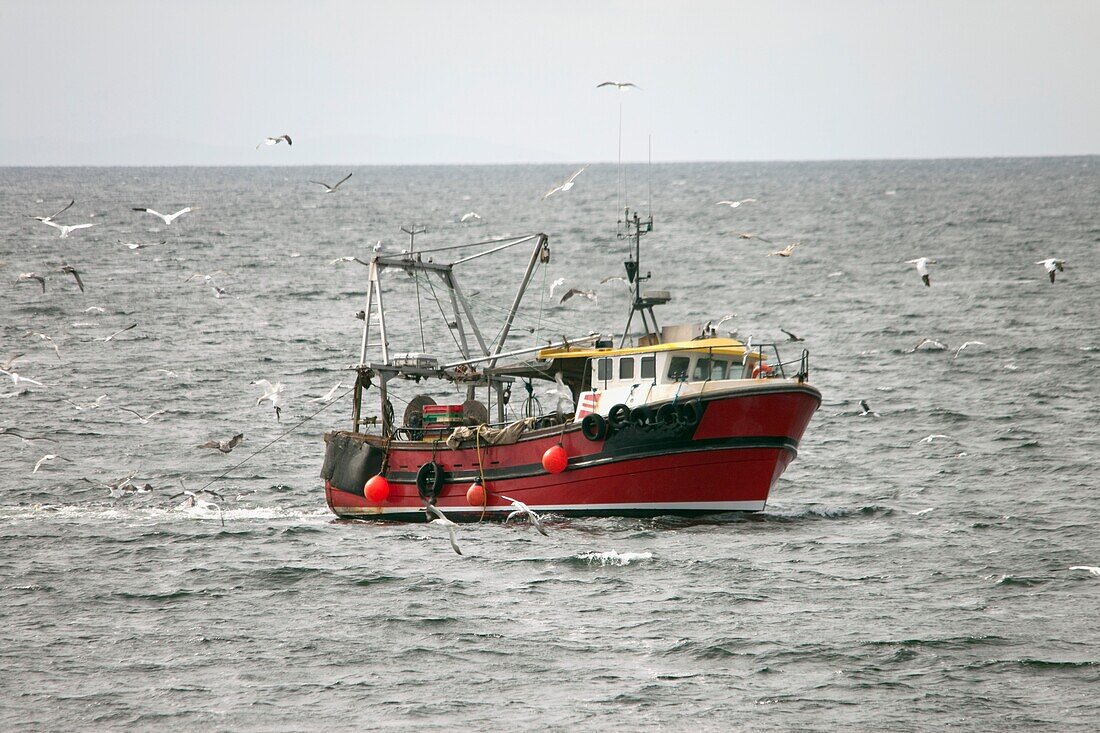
198,433,244,454
560,288,597,304
500,495,548,536
919,434,952,444
1069,566,1100,576
330,256,369,266
96,323,137,342
119,240,166,250
17,273,46,293
858,399,879,417
310,383,343,403
736,232,772,243
952,341,986,360
909,338,948,352
257,134,292,149
0,369,46,388
33,454,71,473
119,407,166,424
252,379,285,421
63,395,109,411
42,220,95,238
703,313,736,335
425,503,462,555
310,172,352,193
768,243,800,257
25,331,61,360
59,264,84,292
30,199,74,223
597,81,641,90
460,212,481,222
0,426,57,443
1035,258,1066,284
907,257,937,287
543,165,588,199
132,207,194,226
780,328,804,342
716,199,757,208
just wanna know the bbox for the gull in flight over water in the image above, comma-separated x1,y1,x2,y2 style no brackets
780,328,804,342
1035,258,1066,284
704,313,736,334
597,81,642,90
132,207,195,226
1,426,57,443
96,323,137,342
953,341,986,360
198,433,244,454
716,199,757,208
310,383,343,403
910,338,948,352
59,263,84,292
543,165,588,199
17,273,46,293
30,199,74,223
425,503,462,555
500,495,549,536
119,239,166,250
310,172,352,193
42,220,95,238
560,288,597,304
907,257,937,287
1069,566,1100,576
769,243,800,257
33,454,71,473
0,369,46,389
64,395,109,411
25,331,61,360
330,256,369,266
119,407,166,424
736,232,772,243
919,434,952,444
460,212,481,223
252,379,285,421
257,134,292,149
858,399,879,417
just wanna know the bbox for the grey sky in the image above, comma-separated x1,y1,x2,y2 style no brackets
2,0,1097,165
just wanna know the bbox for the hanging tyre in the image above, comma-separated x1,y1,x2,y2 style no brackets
607,403,630,430
581,413,608,441
678,401,701,427
655,403,679,428
416,461,444,501
629,406,652,429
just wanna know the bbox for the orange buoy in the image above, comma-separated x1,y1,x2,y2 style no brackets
466,479,486,507
364,474,391,503
542,444,568,474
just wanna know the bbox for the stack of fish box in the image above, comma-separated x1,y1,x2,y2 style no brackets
421,404,464,440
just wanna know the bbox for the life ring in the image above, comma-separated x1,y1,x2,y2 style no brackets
655,403,679,427
607,403,630,430
415,461,444,501
581,413,608,441
751,363,774,379
677,401,701,427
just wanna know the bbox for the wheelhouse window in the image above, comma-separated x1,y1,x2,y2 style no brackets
597,358,612,382
640,356,655,379
619,357,634,380
712,360,728,380
692,358,712,381
668,356,690,381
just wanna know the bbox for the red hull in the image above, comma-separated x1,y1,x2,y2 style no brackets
323,384,820,521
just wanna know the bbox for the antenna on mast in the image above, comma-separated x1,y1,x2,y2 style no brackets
401,225,428,351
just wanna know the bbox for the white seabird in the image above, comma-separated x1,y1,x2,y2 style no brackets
548,277,566,300
499,495,548,536
96,323,137,342
252,379,285,421
119,407,166,424
560,288,597,304
256,134,292,149
460,212,481,222
30,199,74,223
953,341,986,360
198,433,244,454
543,166,588,199
310,383,343,403
906,257,937,287
42,220,95,238
33,454,71,473
716,199,757,208
17,273,46,293
768,243,800,257
1069,566,1100,576
1035,258,1066,284
597,81,642,90
425,503,462,555
132,207,195,226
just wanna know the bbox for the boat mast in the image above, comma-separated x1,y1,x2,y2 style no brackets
616,208,661,348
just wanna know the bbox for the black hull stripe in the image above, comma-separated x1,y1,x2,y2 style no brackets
332,507,765,523
385,435,798,484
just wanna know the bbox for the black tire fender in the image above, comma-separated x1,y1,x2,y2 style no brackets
580,413,608,441
629,406,652,429
678,401,701,427
607,403,630,430
655,403,679,427
415,461,444,501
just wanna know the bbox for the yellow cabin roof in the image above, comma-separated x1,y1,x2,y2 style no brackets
537,337,754,361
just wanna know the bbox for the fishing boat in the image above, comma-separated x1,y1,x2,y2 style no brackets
321,209,820,521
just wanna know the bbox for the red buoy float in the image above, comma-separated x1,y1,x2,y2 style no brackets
466,479,486,507
364,474,391,503
542,444,568,474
